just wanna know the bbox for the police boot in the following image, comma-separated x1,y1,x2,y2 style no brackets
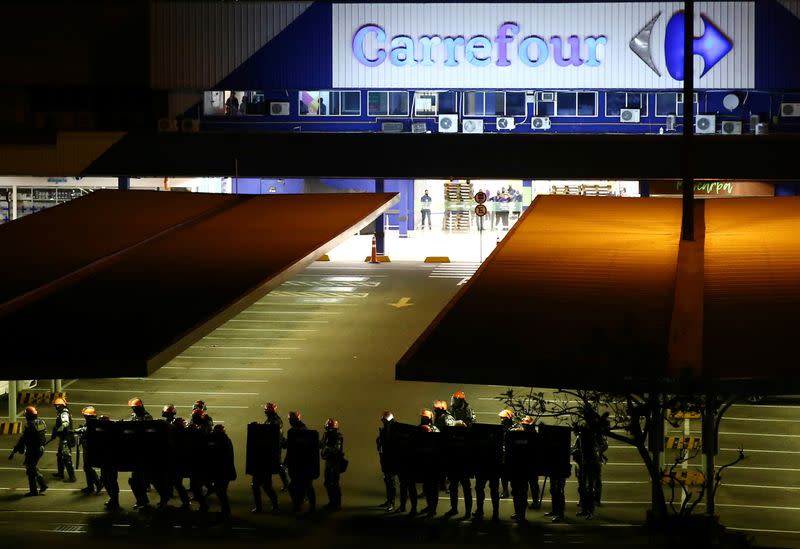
25,475,38,497
65,463,76,483
251,483,263,513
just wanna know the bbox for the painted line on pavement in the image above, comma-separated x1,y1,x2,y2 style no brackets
203,336,307,341
116,377,270,383
722,483,800,490
162,366,282,371
189,346,300,350
70,402,249,409
0,510,106,515
729,527,800,535
252,301,359,306
213,328,317,332
66,389,259,395
719,432,800,438
239,310,343,315
733,404,800,410
227,319,328,324
174,356,292,360
722,417,800,423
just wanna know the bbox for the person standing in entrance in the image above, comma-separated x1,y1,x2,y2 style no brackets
420,190,432,230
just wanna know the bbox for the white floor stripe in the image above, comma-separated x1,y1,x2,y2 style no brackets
729,527,800,534
252,301,359,306
65,389,258,395
174,356,291,360
227,319,328,324
239,311,342,315
213,328,316,332
70,402,248,409
722,483,800,490
162,367,282,371
203,336,307,341
189,346,300,350
734,404,800,410
722,417,799,423
0,510,106,515
719,432,800,438
116,377,269,383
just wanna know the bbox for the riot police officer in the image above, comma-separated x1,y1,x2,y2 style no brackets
498,409,515,498
209,424,236,519
193,400,214,429
320,418,345,511
376,411,398,511
418,410,440,518
51,397,76,482
167,416,191,509
97,415,120,510
450,391,476,427
76,406,102,495
433,400,455,430
520,416,541,510
127,398,152,509
444,420,472,520
162,404,177,424
251,402,285,513
9,406,48,496
191,408,213,434
285,411,316,513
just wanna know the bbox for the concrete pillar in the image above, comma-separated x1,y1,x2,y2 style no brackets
11,185,17,220
375,178,385,255
118,176,130,191
54,379,62,393
8,380,16,421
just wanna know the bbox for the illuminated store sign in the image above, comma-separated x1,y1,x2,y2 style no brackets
352,23,607,69
332,3,754,90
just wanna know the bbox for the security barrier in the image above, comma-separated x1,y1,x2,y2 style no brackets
661,469,705,487
0,422,21,435
424,256,451,263
664,436,702,450
17,391,67,406
668,410,702,420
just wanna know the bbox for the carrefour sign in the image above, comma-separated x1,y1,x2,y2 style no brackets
332,2,754,89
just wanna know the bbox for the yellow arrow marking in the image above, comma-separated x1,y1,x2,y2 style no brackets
388,297,413,308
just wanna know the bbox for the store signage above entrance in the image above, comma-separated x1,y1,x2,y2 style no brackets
332,2,754,89
649,181,774,198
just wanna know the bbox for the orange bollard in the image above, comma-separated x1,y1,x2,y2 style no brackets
369,235,379,263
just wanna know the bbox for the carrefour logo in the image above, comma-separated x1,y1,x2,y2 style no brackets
630,11,733,79
352,23,608,68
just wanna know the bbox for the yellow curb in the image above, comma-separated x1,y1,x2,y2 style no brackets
0,422,21,435
424,256,451,263
364,256,391,263
17,391,68,406
316,254,330,261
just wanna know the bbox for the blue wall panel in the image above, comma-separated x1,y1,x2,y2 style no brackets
217,3,332,91
756,0,800,89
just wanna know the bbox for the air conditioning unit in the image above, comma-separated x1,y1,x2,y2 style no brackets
411,122,428,134
462,119,484,134
720,121,742,135
696,114,716,134
381,121,404,133
496,117,516,130
620,108,640,123
531,116,551,130
780,103,800,117
749,114,760,133
269,102,290,116
181,118,199,132
157,118,178,132
538,91,555,102
666,114,676,131
438,114,458,133
755,122,769,135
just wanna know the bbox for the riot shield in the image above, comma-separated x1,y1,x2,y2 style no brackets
468,423,504,477
246,422,281,476
173,425,206,479
537,424,572,479
115,420,171,472
441,425,471,476
285,429,320,480
504,429,536,481
85,419,119,469
410,428,443,483
386,422,416,475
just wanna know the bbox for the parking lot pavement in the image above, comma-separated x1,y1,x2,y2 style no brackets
0,260,798,548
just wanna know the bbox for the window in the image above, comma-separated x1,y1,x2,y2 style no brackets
414,92,438,116
438,92,457,114
605,92,648,117
299,91,361,116
367,91,409,116
204,91,262,116
464,91,526,117
553,91,597,117
536,93,555,116
656,92,697,117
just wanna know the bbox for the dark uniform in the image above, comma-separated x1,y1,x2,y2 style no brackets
520,420,541,510
52,402,76,482
418,412,440,518
376,412,397,510
209,425,236,519
450,393,476,427
320,420,344,510
285,413,316,512
97,415,121,510
10,409,48,496
499,411,514,498
433,402,454,493
128,401,153,509
252,406,285,512
75,410,102,495
166,417,191,509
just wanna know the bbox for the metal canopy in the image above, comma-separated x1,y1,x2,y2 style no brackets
396,195,800,394
0,190,398,378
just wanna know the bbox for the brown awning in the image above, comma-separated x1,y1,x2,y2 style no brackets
0,190,398,378
396,195,800,394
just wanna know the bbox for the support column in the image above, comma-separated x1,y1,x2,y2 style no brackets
8,380,16,421
55,379,62,393
650,397,665,512
680,0,695,241
375,178,385,255
11,185,17,220
702,397,716,516
118,176,130,191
